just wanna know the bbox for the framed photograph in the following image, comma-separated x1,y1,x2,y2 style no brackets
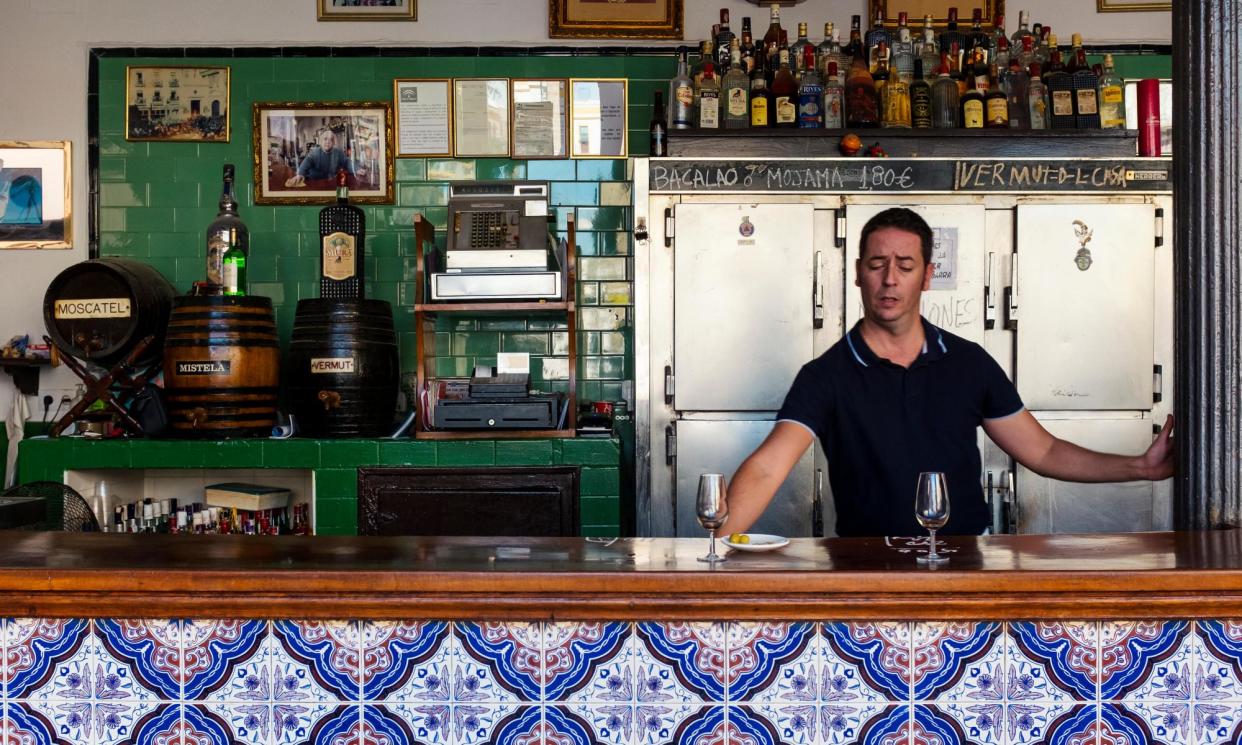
452,79,511,158
394,79,452,158
125,66,229,142
252,102,394,205
0,141,71,250
318,0,416,21
549,0,683,39
866,0,1003,27
569,79,628,159
511,79,568,160
1098,0,1170,10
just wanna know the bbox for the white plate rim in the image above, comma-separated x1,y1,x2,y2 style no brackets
722,533,790,551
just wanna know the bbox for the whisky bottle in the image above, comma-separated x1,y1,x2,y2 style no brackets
762,3,786,75
771,48,799,127
319,169,366,300
863,7,890,73
985,64,1009,128
1071,43,1100,129
205,164,248,290
960,76,985,129
844,44,879,127
749,54,772,126
910,60,933,128
790,22,815,81
817,22,837,76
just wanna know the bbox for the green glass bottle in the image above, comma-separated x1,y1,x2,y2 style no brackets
222,240,247,296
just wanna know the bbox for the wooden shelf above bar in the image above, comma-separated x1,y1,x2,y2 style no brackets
413,428,577,440
414,300,574,313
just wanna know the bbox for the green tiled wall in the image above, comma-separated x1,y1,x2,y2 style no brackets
19,437,622,536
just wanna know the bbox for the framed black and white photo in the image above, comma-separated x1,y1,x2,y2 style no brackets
394,79,452,158
318,0,416,21
569,79,628,159
452,79,511,158
0,141,72,250
511,79,569,159
125,66,229,142
253,102,394,205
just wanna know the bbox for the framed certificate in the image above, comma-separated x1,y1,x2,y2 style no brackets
394,79,452,158
510,79,568,160
569,78,628,159
452,78,510,158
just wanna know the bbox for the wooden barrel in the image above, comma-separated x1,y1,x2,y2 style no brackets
287,299,398,438
43,258,176,366
163,295,280,437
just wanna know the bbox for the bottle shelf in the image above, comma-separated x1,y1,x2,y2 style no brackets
414,300,575,314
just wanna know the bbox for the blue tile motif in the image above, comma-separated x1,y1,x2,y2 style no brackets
821,622,910,701
542,622,629,700
454,622,542,701
129,703,187,745
4,619,90,699
360,620,451,700
634,622,727,701
728,622,816,702
912,621,1002,700
5,701,60,744
1097,621,1190,699
94,619,182,700
272,620,361,701
180,619,268,700
305,704,360,745
1007,622,1098,700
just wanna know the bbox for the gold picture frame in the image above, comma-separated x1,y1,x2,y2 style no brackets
569,79,628,159
511,79,569,160
317,0,416,21
549,0,683,40
1097,0,1171,11
394,78,453,158
866,0,1004,27
252,101,394,205
0,140,72,250
125,66,230,142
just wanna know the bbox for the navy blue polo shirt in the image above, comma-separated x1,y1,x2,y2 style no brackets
776,318,1024,537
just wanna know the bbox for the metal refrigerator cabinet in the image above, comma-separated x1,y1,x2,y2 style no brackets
633,157,1173,539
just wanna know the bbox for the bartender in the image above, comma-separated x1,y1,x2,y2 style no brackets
719,208,1176,538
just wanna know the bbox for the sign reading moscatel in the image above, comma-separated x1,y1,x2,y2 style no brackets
53,298,132,319
649,159,1173,194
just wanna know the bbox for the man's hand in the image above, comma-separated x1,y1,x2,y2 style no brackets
984,410,1177,483
717,422,814,536
1140,414,1176,481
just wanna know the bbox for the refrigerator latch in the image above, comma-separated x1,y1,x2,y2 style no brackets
813,250,825,329
664,365,675,405
665,425,677,465
834,207,846,249
1004,252,1019,331
1155,208,1164,248
1153,364,1163,404
984,252,997,330
664,208,675,247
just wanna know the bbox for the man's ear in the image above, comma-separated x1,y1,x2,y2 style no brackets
853,258,861,287
922,261,933,290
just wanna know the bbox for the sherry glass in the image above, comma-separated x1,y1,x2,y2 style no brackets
696,473,728,563
915,471,950,565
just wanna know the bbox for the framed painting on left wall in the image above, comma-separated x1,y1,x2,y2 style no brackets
0,141,71,250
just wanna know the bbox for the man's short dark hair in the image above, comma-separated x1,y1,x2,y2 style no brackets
858,207,934,264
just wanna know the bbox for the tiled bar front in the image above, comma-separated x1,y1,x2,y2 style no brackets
2,618,1237,744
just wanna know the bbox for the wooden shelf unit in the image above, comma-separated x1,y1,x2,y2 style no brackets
411,213,577,440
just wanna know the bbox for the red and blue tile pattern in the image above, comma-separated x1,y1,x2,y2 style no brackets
3,619,1242,743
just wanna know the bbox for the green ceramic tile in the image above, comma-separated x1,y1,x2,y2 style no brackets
99,208,127,232
378,440,437,466
326,58,375,81
315,468,358,499
452,331,501,356
396,159,427,181
100,232,149,257
274,208,319,233
476,159,527,180
264,439,321,468
551,182,600,206
203,439,267,467
500,332,551,355
436,440,496,466
280,58,327,81
527,160,576,180
434,357,470,377
398,183,449,207
580,467,620,497
229,58,276,82
577,207,629,231
580,524,622,537
147,181,201,209
347,80,392,100
172,206,217,233
427,160,476,181
562,438,619,465
576,160,628,181
130,440,206,468
584,356,625,380
101,183,149,209
98,157,127,182
174,156,219,185
580,496,621,523
314,497,358,534
494,440,556,466
318,440,380,468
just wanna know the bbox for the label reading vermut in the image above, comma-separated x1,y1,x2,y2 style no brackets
311,357,356,374
53,298,131,319
322,232,357,281
176,360,231,375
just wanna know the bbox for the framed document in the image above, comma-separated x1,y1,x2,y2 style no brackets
510,79,568,160
0,140,72,249
549,0,683,39
569,78,628,159
866,0,1003,27
394,79,452,158
452,79,510,158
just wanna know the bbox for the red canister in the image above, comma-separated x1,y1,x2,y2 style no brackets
1138,78,1162,157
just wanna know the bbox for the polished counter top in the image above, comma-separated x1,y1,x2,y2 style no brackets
2,530,1241,619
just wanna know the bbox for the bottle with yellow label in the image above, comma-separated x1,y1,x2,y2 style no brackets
1097,54,1126,129
749,54,771,126
960,78,985,129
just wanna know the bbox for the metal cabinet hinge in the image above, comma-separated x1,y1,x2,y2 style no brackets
664,365,675,405
1153,364,1163,404
834,207,846,249
665,425,677,465
1004,252,1019,331
1154,208,1164,248
664,207,675,247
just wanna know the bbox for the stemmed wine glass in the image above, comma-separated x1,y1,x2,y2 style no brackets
696,473,728,563
915,472,950,565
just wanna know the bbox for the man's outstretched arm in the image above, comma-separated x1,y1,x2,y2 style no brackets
718,421,815,536
983,410,1175,483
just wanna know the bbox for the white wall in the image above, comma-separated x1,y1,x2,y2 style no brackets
0,0,1171,417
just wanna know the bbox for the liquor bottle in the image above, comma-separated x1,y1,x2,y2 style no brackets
959,74,985,129
697,61,721,128
1027,62,1049,129
938,8,967,63
669,50,695,129
762,4,786,75
1071,45,1100,128
222,237,247,296
1097,54,1126,129
968,8,992,59
891,13,916,81
948,42,966,97
1010,10,1033,52
931,60,960,128
881,49,911,128
797,47,824,128
817,22,837,76
864,8,890,73
842,15,863,62
1017,36,1036,71
1043,43,1075,129
715,9,735,70
994,36,1011,70
790,22,815,81
692,39,715,90
319,168,365,299
984,64,1009,128
740,17,757,73
649,91,668,155
205,164,247,291
723,41,751,129
991,14,1008,61
771,48,799,127
749,54,772,126
1067,33,1085,72
1005,56,1031,128
844,45,880,127
1035,27,1053,67
918,16,939,79
823,61,845,128
872,43,890,99
971,45,991,92
910,60,933,127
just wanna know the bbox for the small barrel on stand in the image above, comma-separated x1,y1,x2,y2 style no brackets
287,299,398,438
163,295,280,437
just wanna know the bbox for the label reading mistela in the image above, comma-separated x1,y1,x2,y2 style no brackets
53,298,131,319
176,360,231,375
311,357,355,374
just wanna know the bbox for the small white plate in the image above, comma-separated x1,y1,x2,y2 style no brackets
723,533,790,552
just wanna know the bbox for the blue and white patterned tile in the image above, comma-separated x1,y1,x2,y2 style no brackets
371,701,451,744
13,698,92,743
299,704,361,745
201,702,273,745
564,703,637,745
1194,702,1242,745
272,700,341,745
913,622,1004,703
1098,621,1191,701
1099,702,1174,744
3,618,91,700
1004,621,1097,702
729,703,816,745
918,701,1004,744
93,618,182,701
820,622,910,703
123,703,186,745
182,619,270,703
543,622,633,703
451,703,528,745
271,620,363,703
1192,620,1242,701
634,701,707,745
820,703,907,745
728,622,818,705
452,622,542,704
359,620,452,703
1113,701,1190,744
1116,634,1193,704
633,622,728,704
1006,702,1094,745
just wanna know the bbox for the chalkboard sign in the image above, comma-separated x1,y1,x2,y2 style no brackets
648,159,1172,194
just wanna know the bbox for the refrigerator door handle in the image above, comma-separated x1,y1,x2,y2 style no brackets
984,252,997,330
664,365,675,405
813,250,825,329
813,468,824,537
1005,252,1019,331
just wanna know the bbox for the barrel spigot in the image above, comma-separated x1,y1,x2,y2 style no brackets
318,390,341,411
